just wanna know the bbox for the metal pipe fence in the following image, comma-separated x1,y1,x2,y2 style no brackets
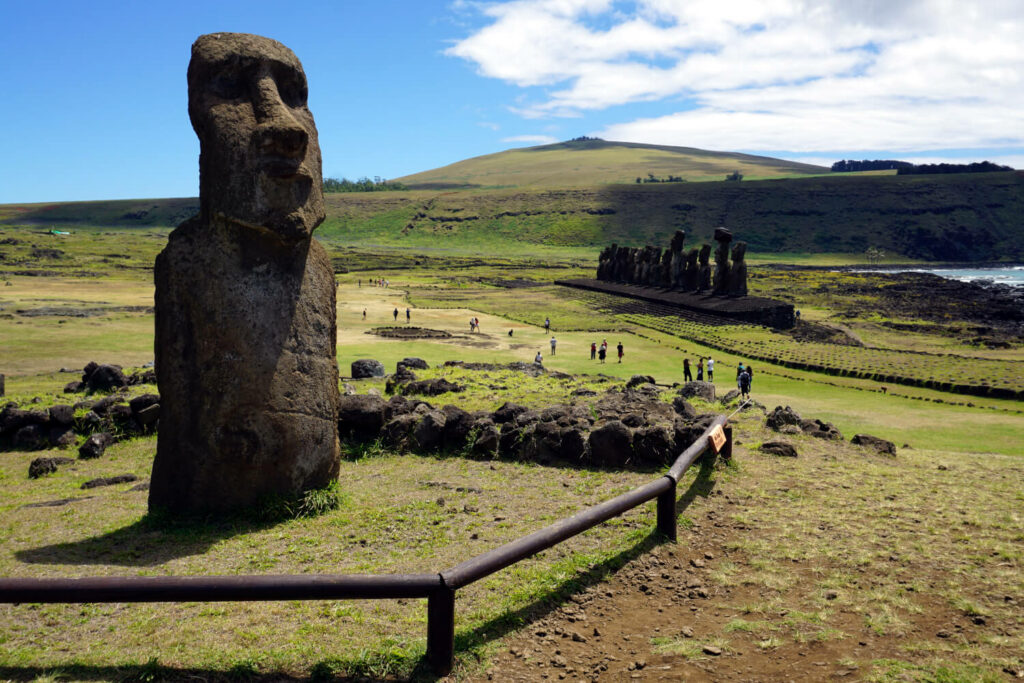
0,415,730,675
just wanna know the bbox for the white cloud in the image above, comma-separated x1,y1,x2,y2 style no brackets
501,134,559,144
447,0,1024,153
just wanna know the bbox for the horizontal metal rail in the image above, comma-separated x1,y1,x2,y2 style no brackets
0,415,731,676
0,573,442,604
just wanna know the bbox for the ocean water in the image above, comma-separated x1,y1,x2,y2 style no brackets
903,266,1024,287
854,266,1024,286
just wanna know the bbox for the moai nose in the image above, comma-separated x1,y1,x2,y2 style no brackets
253,75,308,159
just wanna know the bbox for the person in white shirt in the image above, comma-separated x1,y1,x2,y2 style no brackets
707,357,714,381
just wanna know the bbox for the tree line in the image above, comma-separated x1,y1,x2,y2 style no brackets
323,177,408,193
831,159,1014,174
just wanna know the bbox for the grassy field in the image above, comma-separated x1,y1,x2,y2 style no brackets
393,139,827,188
1,224,1022,680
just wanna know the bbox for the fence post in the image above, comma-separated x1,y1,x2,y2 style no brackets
656,478,677,542
427,586,455,676
721,425,733,461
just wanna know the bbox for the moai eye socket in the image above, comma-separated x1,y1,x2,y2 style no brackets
210,66,245,100
274,67,307,108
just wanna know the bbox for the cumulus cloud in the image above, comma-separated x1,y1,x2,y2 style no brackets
447,0,1024,153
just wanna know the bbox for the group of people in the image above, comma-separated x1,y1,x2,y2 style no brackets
682,356,754,398
392,307,411,323
586,340,623,364
359,278,389,288
469,317,480,332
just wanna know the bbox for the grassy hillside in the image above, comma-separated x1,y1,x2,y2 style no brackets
3,173,1022,261
394,139,828,189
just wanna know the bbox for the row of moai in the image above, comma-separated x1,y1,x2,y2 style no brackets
596,227,747,296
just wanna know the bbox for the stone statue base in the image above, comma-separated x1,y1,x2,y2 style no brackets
557,278,796,329
150,216,340,515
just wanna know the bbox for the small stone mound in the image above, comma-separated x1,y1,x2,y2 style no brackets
626,375,656,389
766,405,802,431
401,378,465,397
81,474,139,489
678,381,715,403
851,433,897,456
369,326,452,339
351,359,385,379
78,432,115,459
760,441,798,457
29,457,75,479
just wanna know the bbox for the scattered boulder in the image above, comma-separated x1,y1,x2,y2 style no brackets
52,429,78,448
588,420,633,467
673,414,717,451
766,405,802,431
559,426,587,461
78,432,115,459
471,419,499,457
337,394,387,440
135,404,160,427
84,364,128,392
29,456,75,479
800,418,843,440
399,357,429,370
385,365,418,394
382,414,418,448
851,433,897,456
760,441,798,457
626,375,656,389
82,474,139,489
14,424,48,450
440,405,474,451
678,381,715,403
63,381,84,393
401,378,464,397
48,404,75,427
719,389,741,405
351,359,385,379
633,424,675,465
671,396,696,418
493,402,529,424
128,394,160,415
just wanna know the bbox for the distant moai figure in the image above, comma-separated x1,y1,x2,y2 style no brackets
696,244,712,293
669,230,687,288
712,227,733,295
150,33,340,516
630,248,643,283
659,245,673,287
684,247,699,291
643,246,661,286
729,241,748,296
597,244,615,280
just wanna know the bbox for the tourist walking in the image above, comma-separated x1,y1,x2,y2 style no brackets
617,342,624,363
739,367,752,399
746,364,754,389
550,336,557,355
362,308,366,320
392,307,398,321
736,363,745,389
590,342,597,360
697,357,704,381
683,358,692,382
544,317,551,332
598,345,607,363
707,356,714,381
405,307,410,323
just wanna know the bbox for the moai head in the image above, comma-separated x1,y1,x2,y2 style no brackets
713,226,733,244
188,33,325,244
731,241,747,262
698,244,711,264
686,247,699,267
670,229,686,252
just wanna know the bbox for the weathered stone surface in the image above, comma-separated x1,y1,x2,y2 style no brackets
401,378,464,397
149,33,339,516
48,404,75,427
678,381,715,403
337,394,387,440
471,419,499,457
351,359,385,379
626,374,656,389
765,405,802,431
85,364,128,393
800,418,843,440
382,414,417,448
760,441,798,457
672,395,697,418
696,244,712,293
673,414,717,451
441,404,474,451
79,432,115,459
588,420,633,467
14,425,48,450
728,241,748,297
852,433,897,455
633,425,675,465
29,457,74,479
82,474,139,489
399,357,429,370
719,389,741,405
64,381,84,393
129,394,160,415
493,402,529,424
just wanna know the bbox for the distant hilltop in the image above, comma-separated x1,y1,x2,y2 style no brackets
393,139,828,190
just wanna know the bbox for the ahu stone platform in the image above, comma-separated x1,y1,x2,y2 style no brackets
557,278,796,329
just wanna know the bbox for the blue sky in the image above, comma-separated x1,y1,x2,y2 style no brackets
2,0,1022,203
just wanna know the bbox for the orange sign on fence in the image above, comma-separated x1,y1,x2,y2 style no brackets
708,424,726,453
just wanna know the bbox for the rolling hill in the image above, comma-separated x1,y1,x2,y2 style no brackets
393,139,828,189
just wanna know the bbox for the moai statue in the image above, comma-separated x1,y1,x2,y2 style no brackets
150,33,340,516
643,246,660,286
596,244,614,280
669,229,686,288
696,244,712,293
684,247,699,291
729,241,748,296
659,246,673,287
630,248,642,284
712,226,733,295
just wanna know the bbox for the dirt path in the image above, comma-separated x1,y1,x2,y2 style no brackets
463,416,1024,682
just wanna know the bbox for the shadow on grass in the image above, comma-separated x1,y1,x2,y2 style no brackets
5,456,721,681
14,513,281,567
